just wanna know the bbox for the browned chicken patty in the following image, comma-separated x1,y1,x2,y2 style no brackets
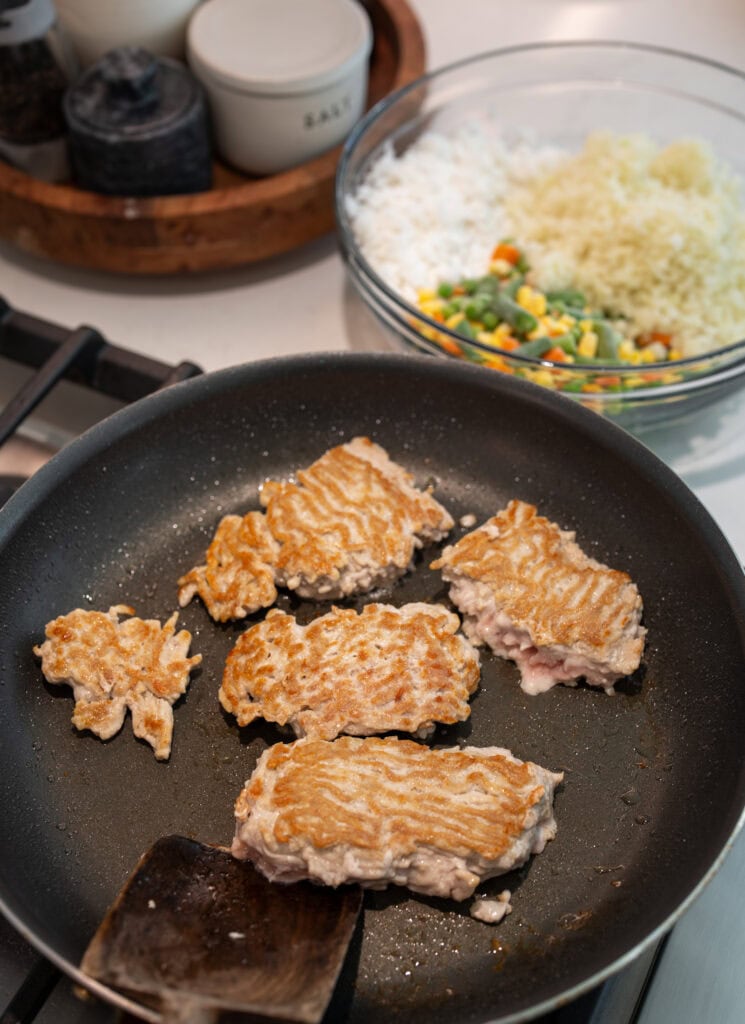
33,605,202,760
260,436,453,599
219,602,480,739
233,736,563,902
431,500,646,695
178,438,453,620
177,511,279,623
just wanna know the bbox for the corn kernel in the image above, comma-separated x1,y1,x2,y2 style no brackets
618,340,636,361
477,331,497,346
445,312,464,329
668,349,682,361
418,289,437,303
489,258,513,277
516,285,547,318
541,316,563,336
577,331,598,358
532,369,557,388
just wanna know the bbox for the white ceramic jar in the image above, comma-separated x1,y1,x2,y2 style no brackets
186,0,373,176
53,0,202,66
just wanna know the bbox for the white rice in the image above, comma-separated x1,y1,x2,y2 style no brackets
344,124,563,302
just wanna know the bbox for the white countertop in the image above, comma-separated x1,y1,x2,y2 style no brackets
3,2,745,1022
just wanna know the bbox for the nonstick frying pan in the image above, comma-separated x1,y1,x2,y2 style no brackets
1,352,745,1024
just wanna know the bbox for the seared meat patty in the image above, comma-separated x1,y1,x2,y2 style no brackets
178,437,453,620
260,436,453,600
431,500,646,695
177,511,279,623
232,736,562,902
34,605,201,760
219,602,480,739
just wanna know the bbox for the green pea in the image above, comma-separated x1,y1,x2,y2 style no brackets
465,299,489,320
456,319,477,340
437,282,454,299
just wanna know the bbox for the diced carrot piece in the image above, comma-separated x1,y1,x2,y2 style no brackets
491,242,521,264
452,285,466,295
484,358,513,374
544,346,568,362
438,336,462,356
595,375,622,387
498,336,520,351
637,331,672,348
431,310,445,323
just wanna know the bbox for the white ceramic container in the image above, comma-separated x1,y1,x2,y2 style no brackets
53,0,201,66
186,0,373,176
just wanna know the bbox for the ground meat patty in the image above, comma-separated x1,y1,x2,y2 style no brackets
177,511,279,623
33,605,201,760
260,436,453,600
232,736,562,902
219,602,480,739
178,437,453,620
431,500,646,694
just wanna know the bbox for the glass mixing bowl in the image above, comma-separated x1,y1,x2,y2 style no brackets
335,41,745,437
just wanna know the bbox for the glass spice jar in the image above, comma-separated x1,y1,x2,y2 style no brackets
0,0,78,181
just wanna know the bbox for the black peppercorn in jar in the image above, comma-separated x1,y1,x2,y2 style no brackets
0,0,78,180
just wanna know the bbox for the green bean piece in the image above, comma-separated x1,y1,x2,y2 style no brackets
459,341,488,364
515,336,554,358
549,300,588,320
492,294,538,337
474,274,499,296
462,278,479,295
503,275,524,299
547,288,587,307
553,333,578,355
594,321,622,361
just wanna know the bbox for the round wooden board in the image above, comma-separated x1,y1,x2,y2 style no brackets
0,0,425,275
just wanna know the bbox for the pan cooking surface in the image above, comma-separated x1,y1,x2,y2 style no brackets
1,354,745,1024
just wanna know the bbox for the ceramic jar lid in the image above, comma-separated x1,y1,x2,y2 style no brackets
187,0,372,97
65,46,203,140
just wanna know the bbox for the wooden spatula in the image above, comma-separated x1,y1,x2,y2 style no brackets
81,835,362,1024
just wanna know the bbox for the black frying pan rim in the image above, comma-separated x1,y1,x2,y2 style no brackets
1,350,744,1024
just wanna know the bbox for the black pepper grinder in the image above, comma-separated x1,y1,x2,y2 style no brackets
0,0,78,181
64,46,212,196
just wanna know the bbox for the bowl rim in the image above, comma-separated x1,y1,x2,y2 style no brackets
335,38,745,397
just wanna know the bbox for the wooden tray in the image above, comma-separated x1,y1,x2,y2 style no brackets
0,0,425,275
